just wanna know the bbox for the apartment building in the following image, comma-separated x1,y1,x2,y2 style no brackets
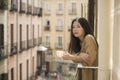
0,0,42,80
42,0,88,75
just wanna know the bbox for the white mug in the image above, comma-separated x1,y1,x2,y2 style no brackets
56,50,64,58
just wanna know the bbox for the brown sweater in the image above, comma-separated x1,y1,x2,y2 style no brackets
76,34,98,80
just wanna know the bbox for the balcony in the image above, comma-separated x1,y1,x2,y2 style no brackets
10,42,17,56
44,26,50,31
56,25,63,31
43,42,50,48
38,37,42,46
27,39,33,49
68,9,77,15
26,5,32,14
10,3,17,12
55,43,63,49
33,7,39,15
44,10,51,15
33,38,37,47
0,45,8,60
19,40,26,53
38,8,42,17
19,2,26,13
0,0,8,10
77,66,98,80
56,10,63,15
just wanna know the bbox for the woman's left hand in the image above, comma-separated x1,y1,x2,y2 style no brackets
62,52,71,60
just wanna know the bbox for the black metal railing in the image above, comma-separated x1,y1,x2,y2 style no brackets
38,8,42,17
28,39,33,49
38,37,42,45
44,26,50,31
33,38,37,46
55,43,63,49
26,5,32,14
19,40,26,53
69,9,77,15
10,42,17,56
0,45,8,60
77,66,98,80
0,0,8,10
19,2,25,13
33,7,39,15
10,3,17,11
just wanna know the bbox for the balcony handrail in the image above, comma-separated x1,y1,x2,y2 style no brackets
10,42,17,55
0,45,8,60
77,65,98,80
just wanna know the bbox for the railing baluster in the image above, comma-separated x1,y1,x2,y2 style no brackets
78,66,98,80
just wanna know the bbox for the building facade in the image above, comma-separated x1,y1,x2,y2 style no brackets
0,0,42,80
42,0,88,75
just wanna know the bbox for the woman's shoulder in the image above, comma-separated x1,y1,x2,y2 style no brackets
84,34,98,47
85,34,95,40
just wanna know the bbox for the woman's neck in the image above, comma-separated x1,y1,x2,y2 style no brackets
79,35,84,42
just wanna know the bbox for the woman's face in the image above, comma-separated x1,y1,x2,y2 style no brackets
72,21,85,38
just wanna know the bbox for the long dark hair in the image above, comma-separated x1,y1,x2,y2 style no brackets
68,17,93,54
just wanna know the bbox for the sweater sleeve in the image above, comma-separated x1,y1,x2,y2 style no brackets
84,35,98,66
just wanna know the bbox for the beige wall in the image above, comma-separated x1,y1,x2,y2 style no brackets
98,0,113,80
112,0,120,80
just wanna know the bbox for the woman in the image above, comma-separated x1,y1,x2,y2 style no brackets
62,17,98,80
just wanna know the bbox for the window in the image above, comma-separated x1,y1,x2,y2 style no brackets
11,68,14,80
0,24,4,46
20,63,22,80
81,4,83,17
27,25,29,48
58,36,62,48
71,2,76,12
45,36,50,47
45,20,50,30
32,57,34,74
58,2,63,11
33,25,34,39
26,60,29,80
57,19,63,30
11,24,14,45
45,3,50,12
19,25,22,50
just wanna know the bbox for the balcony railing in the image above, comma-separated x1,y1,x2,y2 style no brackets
0,45,8,60
69,9,77,15
38,8,42,17
44,10,51,15
55,43,63,49
42,42,50,48
0,0,8,10
77,66,98,80
28,39,33,49
10,3,17,12
56,25,63,31
56,10,63,15
10,42,17,56
44,26,50,31
33,38,37,47
38,37,42,45
19,2,25,13
19,41,26,53
26,5,32,14
33,7,39,15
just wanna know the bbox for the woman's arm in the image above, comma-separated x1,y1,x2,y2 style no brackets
62,52,90,63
